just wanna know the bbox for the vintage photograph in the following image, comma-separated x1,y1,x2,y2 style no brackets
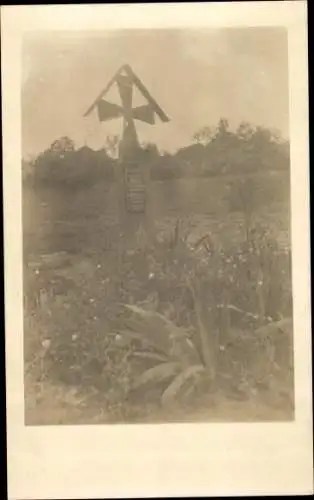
22,27,294,425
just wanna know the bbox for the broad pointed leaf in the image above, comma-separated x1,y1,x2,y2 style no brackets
129,351,170,363
161,364,205,407
109,329,169,355
131,361,181,390
124,304,198,360
255,318,293,338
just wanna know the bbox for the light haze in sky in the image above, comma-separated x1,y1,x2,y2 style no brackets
22,28,289,158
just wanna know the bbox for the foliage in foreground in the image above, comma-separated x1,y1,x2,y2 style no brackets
24,217,294,421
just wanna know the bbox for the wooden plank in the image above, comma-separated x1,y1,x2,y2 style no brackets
122,64,170,123
83,65,124,117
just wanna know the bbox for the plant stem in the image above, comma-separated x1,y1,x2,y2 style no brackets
188,279,217,380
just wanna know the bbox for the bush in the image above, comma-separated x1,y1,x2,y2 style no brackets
191,120,290,176
31,146,115,190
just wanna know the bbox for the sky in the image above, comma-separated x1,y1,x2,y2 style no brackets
22,27,289,158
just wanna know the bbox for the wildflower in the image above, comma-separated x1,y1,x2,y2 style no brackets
115,334,122,342
219,345,225,351
35,269,39,275
148,272,155,280
97,264,101,269
72,334,78,341
89,298,95,303
257,280,263,286
41,339,51,349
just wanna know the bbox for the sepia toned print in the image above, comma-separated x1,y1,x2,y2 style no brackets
22,28,294,425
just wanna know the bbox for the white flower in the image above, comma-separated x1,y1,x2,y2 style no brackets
72,334,78,341
35,269,39,275
148,273,155,279
41,339,51,349
115,334,122,341
219,345,225,351
89,298,95,303
97,264,101,269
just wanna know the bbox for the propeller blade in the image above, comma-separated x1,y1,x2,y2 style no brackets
122,64,170,123
97,100,123,122
132,104,155,125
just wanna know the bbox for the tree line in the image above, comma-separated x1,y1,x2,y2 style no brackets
22,118,290,187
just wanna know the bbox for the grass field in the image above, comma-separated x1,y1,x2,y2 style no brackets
23,172,290,254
